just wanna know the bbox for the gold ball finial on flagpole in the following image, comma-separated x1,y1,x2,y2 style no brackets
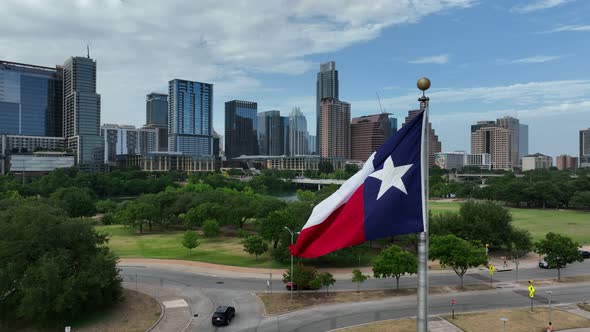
417,77,431,92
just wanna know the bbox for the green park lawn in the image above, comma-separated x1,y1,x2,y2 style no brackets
98,201,590,268
430,201,590,244
98,224,286,268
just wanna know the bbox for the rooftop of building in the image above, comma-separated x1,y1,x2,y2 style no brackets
524,153,551,158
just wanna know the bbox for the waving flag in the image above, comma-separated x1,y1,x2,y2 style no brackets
290,110,426,258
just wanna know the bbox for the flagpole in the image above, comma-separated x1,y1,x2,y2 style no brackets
417,77,431,332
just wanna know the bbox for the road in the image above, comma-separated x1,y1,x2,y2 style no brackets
120,260,590,331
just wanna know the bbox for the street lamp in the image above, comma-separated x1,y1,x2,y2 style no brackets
547,291,553,323
500,317,508,332
284,227,299,303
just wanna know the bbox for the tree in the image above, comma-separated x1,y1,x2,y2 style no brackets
282,264,318,293
0,199,121,326
242,235,268,261
257,209,297,249
535,232,583,281
318,161,334,174
183,203,220,228
95,199,117,213
430,235,488,288
117,201,157,233
351,268,369,293
202,219,220,237
181,230,200,254
372,245,418,289
51,186,96,218
571,191,590,210
312,272,336,295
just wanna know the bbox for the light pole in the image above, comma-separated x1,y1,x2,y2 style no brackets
284,227,299,303
500,317,508,332
547,291,553,323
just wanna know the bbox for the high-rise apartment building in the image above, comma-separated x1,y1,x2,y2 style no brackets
319,97,350,159
404,110,441,166
0,60,63,137
389,116,398,135
101,124,157,163
316,61,339,154
519,124,528,160
145,92,168,151
471,117,522,170
522,153,552,171
168,79,213,156
580,129,590,168
350,113,392,161
212,131,222,157
225,100,258,158
63,56,103,165
258,110,284,156
471,121,511,170
288,107,309,156
496,116,520,166
556,155,578,170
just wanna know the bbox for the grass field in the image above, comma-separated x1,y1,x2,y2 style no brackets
98,225,286,268
430,201,590,244
98,201,590,268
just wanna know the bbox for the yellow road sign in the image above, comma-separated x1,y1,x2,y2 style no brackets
489,264,495,275
528,285,535,298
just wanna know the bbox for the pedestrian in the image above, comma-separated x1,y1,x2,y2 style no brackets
547,321,553,332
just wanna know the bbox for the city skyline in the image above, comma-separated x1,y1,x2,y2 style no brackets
1,0,589,158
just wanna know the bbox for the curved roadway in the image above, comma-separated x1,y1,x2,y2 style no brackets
120,260,590,331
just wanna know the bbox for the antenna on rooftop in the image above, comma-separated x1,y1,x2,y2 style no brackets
87,44,90,58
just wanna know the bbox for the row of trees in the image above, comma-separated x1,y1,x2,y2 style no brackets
430,168,590,209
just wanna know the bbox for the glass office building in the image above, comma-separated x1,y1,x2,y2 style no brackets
168,79,213,156
63,56,103,165
0,61,63,137
225,100,258,158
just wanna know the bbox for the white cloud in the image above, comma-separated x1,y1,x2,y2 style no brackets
408,54,450,64
0,0,475,131
543,25,590,33
350,79,590,116
512,0,575,13
509,55,564,64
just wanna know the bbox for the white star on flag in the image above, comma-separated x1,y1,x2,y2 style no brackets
368,156,413,199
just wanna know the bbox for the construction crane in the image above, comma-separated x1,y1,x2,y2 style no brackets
376,91,385,114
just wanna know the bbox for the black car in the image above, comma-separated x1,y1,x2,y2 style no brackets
580,250,590,259
212,306,235,326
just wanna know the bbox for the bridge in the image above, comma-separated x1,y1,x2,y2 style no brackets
292,178,346,190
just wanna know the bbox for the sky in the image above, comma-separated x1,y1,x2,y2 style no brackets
1,0,589,157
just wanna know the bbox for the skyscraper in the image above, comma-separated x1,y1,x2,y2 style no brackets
351,113,392,161
225,100,258,158
288,107,309,156
404,110,441,166
258,110,284,156
101,124,157,163
145,92,168,151
471,121,511,170
319,97,350,159
471,117,521,170
519,123,528,161
0,60,63,137
168,79,213,156
316,61,338,153
580,129,590,168
496,116,520,166
63,56,103,164
308,135,316,155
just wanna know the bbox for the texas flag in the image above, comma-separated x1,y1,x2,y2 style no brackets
290,110,427,258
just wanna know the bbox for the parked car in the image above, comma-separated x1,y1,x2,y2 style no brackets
579,250,590,259
212,306,235,326
538,259,565,269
